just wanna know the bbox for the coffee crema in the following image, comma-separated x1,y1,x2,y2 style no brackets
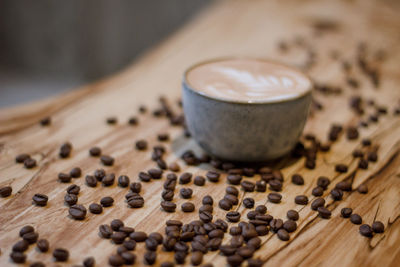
185,58,312,103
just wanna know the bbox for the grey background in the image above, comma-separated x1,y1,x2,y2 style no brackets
0,0,211,107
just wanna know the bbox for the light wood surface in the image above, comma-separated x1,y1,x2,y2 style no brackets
1,0,400,266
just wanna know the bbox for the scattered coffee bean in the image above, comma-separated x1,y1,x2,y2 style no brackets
341,207,353,218
23,231,38,244
359,224,373,237
317,176,330,189
291,174,304,185
372,221,385,233
121,251,136,265
317,207,331,219
312,186,324,197
89,147,101,157
58,172,71,183
130,182,142,193
269,219,283,232
181,202,195,212
53,248,69,261
268,193,282,203
335,164,348,173
350,213,362,224
100,196,114,207
106,117,118,124
157,159,168,170
100,155,114,166
330,188,343,201
357,184,368,194
311,198,325,210
283,220,297,232
180,188,193,199
248,258,264,267
139,172,152,182
219,199,232,210
336,181,352,191
202,195,213,205
102,173,115,186
32,194,48,206
64,193,78,206
69,204,87,220
111,232,127,244
70,167,82,178
0,186,12,197
109,254,124,266
161,201,176,212
66,184,80,195
144,250,157,265
243,198,255,209
227,174,242,185
99,224,113,238
268,179,282,192
130,231,147,242
148,169,163,179
19,225,34,237
128,116,138,125
168,162,180,172
59,142,72,158
206,171,220,183
110,219,124,231
158,133,169,142
85,175,97,187
89,203,103,214
36,239,49,252
83,256,96,267
346,126,359,140
367,151,378,162
135,140,148,150
16,153,30,163
227,254,244,266
199,211,213,223
226,211,241,222
161,262,174,267
123,240,137,250
10,251,26,263
295,195,308,205
191,251,203,266
94,169,106,181
358,158,369,169
118,175,130,187
12,240,29,252
149,232,163,244
287,210,299,221
194,176,205,186
352,149,364,158
24,158,37,169
277,229,290,241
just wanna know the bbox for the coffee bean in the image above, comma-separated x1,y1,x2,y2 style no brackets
59,142,72,158
202,195,213,205
317,207,331,219
32,194,48,206
237,246,254,258
87,203,102,214
199,205,213,214
64,193,78,206
218,199,232,210
227,254,244,266
139,172,152,182
58,172,71,183
312,186,324,196
335,164,348,173
10,251,26,263
243,198,255,209
359,224,373,237
157,158,167,170
181,202,195,212
352,149,364,158
230,226,242,236
161,190,174,201
100,155,114,166
145,237,159,251
295,195,308,205
121,251,136,265
190,251,203,266
144,250,157,265
194,176,205,186
255,205,267,214
129,231,147,242
12,240,29,252
357,184,368,194
330,188,343,200
148,168,163,179
206,171,220,183
135,140,148,150
94,169,106,181
180,188,193,199
277,229,290,241
268,179,282,192
168,162,180,172
336,181,352,191
0,186,12,197
157,133,169,142
287,210,299,221
53,248,69,261
89,147,101,157
372,221,385,233
350,214,362,224
123,240,137,250
30,262,45,267
291,174,304,185
161,262,174,267
70,167,82,178
130,182,142,193
225,186,238,197
149,232,163,244
231,234,245,247
24,158,37,169
199,211,213,223
255,225,269,236
99,224,113,238
358,158,369,169
100,196,114,207
346,126,359,140
82,176,96,188
227,174,242,185
175,172,191,185
161,201,176,212
226,211,241,222
69,204,87,220
248,258,264,267
207,238,222,251
16,153,30,163
255,180,266,192
83,256,95,267
109,254,124,266
102,173,115,186
341,207,353,218
112,232,127,244
19,225,34,237
117,175,130,188
367,151,378,162
317,176,330,189
269,219,283,232
120,227,135,235
106,117,118,124
311,198,325,210
110,219,124,231
66,184,80,195
268,193,282,203
36,239,49,252
240,181,255,192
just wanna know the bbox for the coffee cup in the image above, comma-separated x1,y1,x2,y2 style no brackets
182,57,312,162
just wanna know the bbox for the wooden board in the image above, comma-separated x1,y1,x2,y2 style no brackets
1,0,400,266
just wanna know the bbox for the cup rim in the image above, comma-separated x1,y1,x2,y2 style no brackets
183,57,313,105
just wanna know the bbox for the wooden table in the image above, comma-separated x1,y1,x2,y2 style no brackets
1,0,400,266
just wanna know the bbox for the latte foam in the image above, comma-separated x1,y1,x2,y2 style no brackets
185,58,312,103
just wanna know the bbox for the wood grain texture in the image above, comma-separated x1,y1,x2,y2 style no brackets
1,0,400,266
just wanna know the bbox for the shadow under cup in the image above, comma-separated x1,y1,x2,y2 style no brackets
182,60,312,162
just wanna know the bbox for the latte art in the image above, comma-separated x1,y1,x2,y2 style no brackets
185,58,312,103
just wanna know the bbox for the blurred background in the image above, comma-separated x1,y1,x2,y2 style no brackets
0,0,212,107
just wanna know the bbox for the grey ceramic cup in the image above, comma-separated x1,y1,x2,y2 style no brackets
182,58,312,162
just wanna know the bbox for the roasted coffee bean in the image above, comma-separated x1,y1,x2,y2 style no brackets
123,240,137,251
164,178,177,191
336,181,352,191
168,162,180,172
194,176,205,186
225,186,239,196
312,186,324,197
218,199,232,210
317,207,331,219
231,235,245,247
248,258,264,267
83,256,95,267
277,229,290,241
106,117,118,124
207,238,222,251
295,195,308,205
99,224,113,238
268,179,282,192
287,210,299,221
291,174,304,185
10,251,26,263
247,237,262,249
350,214,362,224
269,219,283,232
117,246,128,255
305,159,316,169
64,193,78,206
176,172,191,184
88,203,102,214
161,262,174,267
352,149,364,158
227,174,242,185
346,127,359,140
216,219,229,232
161,201,176,212
330,188,343,200
121,251,136,265
224,193,238,205
255,205,267,214
180,188,193,199
226,211,241,222
100,155,114,166
0,186,12,197
341,207,353,218
230,226,242,235
102,173,115,186
58,172,71,183
111,219,124,231
243,198,255,209
16,153,30,163
89,147,101,157
53,248,69,261
237,246,254,258
12,240,29,252
256,225,269,236
148,168,163,179
189,251,203,266
130,182,142,193
311,198,325,210
206,171,220,183
109,254,124,266
120,227,135,235
130,231,147,242
357,184,368,194
158,133,170,142
128,116,138,125
70,167,82,178
20,225,34,237
157,158,167,170
227,254,244,266
335,164,348,173
255,180,266,192
69,204,87,220
32,194,48,206
181,202,195,212
59,142,72,158
174,251,187,264
241,181,255,192
359,224,373,237
372,221,385,233
358,158,369,169
367,151,378,162
162,236,177,251
139,172,152,182
100,196,114,207
317,176,330,189
202,195,213,205
161,190,174,201
94,169,106,181
111,232,127,244
199,211,213,223
255,214,273,222
67,184,80,195
118,175,130,187
135,140,147,150
268,192,282,203
243,168,255,177
24,157,37,169
148,232,163,244
36,239,49,252
30,261,45,267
